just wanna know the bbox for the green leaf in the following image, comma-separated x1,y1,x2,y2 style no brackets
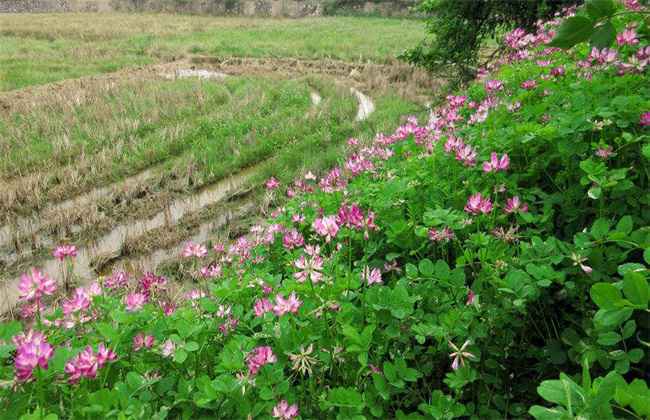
591,218,611,240
644,248,650,264
174,348,188,364
614,216,633,235
622,272,648,308
529,405,568,420
418,259,434,277
550,16,595,49
326,387,365,409
126,371,144,390
594,308,633,328
628,348,644,363
586,0,617,20
537,374,586,414
185,341,200,352
590,20,616,49
590,283,622,309
597,331,621,346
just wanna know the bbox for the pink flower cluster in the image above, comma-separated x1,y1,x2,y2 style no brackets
265,177,280,190
18,268,56,304
362,266,382,285
53,244,78,261
272,400,299,419
13,330,54,381
482,152,510,173
504,196,529,214
133,333,155,351
182,242,208,258
294,254,324,283
464,193,493,215
641,112,650,127
254,292,302,317
65,344,116,384
247,346,277,376
313,215,339,242
429,227,455,242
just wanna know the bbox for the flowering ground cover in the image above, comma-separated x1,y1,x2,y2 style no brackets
1,1,650,419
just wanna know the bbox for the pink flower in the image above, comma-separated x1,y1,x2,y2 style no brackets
428,227,455,242
182,242,207,258
293,255,324,284
617,28,639,46
623,0,642,11
464,193,493,215
283,229,305,250
18,268,56,302
485,79,504,93
272,400,299,419
448,340,476,370
13,330,54,381
65,344,116,384
160,339,176,357
550,66,565,77
62,287,91,316
265,177,280,190
200,264,222,279
482,152,510,173
213,242,226,253
133,333,155,351
247,346,277,376
640,112,650,127
466,290,478,306
504,196,529,214
53,244,77,261
336,203,364,229
104,270,128,290
455,144,477,166
362,266,382,285
273,292,302,316
595,146,614,159
254,298,274,317
312,216,339,242
521,79,537,90
124,292,147,312
218,316,239,336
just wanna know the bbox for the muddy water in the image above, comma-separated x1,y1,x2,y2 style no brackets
0,166,161,252
113,200,256,275
0,165,260,313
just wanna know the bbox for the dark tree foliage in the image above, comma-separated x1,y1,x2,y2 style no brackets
402,0,580,81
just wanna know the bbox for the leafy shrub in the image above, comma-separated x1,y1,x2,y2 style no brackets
1,1,649,419
401,0,579,81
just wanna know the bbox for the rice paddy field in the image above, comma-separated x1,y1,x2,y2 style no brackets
0,13,439,313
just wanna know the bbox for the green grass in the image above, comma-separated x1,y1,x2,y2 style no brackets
0,13,424,91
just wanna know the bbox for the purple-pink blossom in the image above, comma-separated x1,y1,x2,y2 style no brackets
482,152,510,173
182,242,208,258
504,196,529,214
362,266,382,285
312,215,339,242
65,343,116,384
53,244,77,261
273,292,302,316
464,193,493,215
133,333,155,351
521,80,537,90
283,229,305,250
272,400,299,419
617,28,639,46
18,268,56,303
254,298,274,317
485,79,504,93
265,177,280,190
428,227,455,242
640,112,650,127
13,330,54,381
247,346,277,376
293,254,324,284
124,292,147,312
